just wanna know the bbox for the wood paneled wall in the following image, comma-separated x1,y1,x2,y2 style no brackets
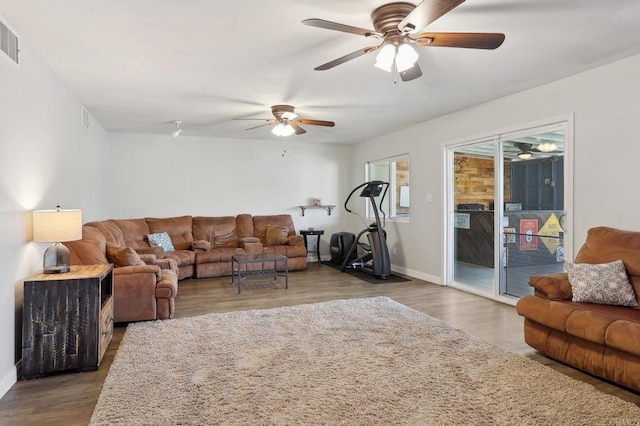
454,154,511,210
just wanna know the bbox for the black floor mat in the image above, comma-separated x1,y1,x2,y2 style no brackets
325,261,411,284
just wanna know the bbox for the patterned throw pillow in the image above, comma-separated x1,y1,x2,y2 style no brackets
147,232,175,253
565,259,638,306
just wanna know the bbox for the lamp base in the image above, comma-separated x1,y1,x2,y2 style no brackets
43,265,71,274
43,242,71,274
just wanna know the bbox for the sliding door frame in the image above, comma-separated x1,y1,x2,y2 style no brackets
442,115,574,305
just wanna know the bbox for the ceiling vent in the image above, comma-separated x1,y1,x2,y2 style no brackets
0,19,19,64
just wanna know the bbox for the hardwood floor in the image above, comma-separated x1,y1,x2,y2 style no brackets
1,264,639,425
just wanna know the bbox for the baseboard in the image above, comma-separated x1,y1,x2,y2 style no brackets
390,265,442,285
319,256,442,285
0,365,17,400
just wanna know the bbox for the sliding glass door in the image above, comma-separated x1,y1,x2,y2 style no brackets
446,120,571,301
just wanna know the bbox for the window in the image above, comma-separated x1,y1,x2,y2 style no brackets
367,156,410,220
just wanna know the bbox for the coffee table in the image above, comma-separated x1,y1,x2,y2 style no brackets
231,252,288,294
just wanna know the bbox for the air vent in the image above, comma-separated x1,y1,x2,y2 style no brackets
0,20,19,64
81,107,90,129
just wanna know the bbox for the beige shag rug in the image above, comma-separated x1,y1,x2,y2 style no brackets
91,297,640,425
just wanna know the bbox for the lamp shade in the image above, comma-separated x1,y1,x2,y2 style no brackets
33,208,82,243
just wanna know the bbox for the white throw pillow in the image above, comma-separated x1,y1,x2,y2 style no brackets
565,259,638,306
147,232,175,253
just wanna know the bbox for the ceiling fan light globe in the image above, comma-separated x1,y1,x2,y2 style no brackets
374,44,396,72
281,124,296,137
518,152,532,159
271,123,285,136
272,123,295,137
396,43,419,72
172,128,182,138
537,142,557,152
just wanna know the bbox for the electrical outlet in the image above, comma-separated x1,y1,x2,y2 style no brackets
392,247,397,256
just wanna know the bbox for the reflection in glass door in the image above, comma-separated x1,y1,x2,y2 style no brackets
447,123,569,301
452,142,497,293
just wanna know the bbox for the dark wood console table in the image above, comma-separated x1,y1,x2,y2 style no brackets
22,264,114,379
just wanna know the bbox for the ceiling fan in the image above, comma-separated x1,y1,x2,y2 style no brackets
302,0,505,81
234,105,335,137
510,142,559,159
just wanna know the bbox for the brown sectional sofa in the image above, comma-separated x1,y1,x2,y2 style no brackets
516,226,640,392
65,214,307,323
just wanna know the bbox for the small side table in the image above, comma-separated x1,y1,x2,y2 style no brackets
300,229,324,266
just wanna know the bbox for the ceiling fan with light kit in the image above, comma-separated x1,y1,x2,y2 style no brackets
509,142,560,159
234,105,335,137
303,0,505,81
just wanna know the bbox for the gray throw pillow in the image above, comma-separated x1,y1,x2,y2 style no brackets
565,259,638,306
147,232,175,253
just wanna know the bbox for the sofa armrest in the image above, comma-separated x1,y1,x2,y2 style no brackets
239,237,262,254
114,264,162,280
287,235,304,247
239,237,260,245
154,258,178,274
529,272,572,300
138,253,157,265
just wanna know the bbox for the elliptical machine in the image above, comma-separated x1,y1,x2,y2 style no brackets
340,180,391,280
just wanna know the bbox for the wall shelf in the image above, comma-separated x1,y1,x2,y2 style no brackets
299,205,336,216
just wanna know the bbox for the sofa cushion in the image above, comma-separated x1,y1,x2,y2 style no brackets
575,226,640,298
253,215,296,244
265,225,289,246
109,218,151,250
566,260,638,307
148,232,175,252
106,242,145,267
193,216,239,248
191,240,212,251
64,226,109,265
146,216,194,250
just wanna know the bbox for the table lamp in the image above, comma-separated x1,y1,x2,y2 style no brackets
32,206,82,273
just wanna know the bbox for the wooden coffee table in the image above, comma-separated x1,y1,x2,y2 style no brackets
231,252,288,294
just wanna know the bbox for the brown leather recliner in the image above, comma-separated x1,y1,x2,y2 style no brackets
65,225,178,323
516,226,640,391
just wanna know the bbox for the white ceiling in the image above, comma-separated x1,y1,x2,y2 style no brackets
2,0,640,144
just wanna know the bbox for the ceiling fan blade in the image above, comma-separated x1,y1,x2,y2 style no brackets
414,32,505,49
290,122,307,135
302,18,381,38
298,119,335,127
399,0,465,34
399,63,423,82
245,122,273,131
314,46,379,70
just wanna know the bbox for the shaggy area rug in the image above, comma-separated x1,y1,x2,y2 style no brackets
90,297,640,425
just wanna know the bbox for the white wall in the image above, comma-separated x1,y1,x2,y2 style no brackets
107,133,353,251
352,53,640,284
0,19,109,397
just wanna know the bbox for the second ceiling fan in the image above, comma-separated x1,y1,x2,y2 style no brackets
303,0,505,81
235,105,335,137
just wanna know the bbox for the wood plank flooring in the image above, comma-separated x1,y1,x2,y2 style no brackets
1,264,639,425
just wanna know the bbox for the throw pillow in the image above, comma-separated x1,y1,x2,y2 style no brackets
147,232,175,253
106,242,145,268
565,259,638,306
265,225,289,246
